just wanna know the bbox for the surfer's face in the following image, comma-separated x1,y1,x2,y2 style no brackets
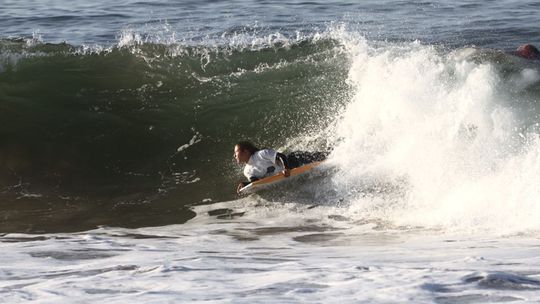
234,145,251,164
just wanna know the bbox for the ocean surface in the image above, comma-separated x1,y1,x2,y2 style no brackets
2,0,540,302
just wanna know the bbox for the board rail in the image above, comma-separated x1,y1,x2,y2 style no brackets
238,161,324,194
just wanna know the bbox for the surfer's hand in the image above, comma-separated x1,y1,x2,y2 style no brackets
237,182,249,194
237,183,244,194
282,168,291,177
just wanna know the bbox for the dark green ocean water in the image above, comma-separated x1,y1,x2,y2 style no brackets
0,37,349,232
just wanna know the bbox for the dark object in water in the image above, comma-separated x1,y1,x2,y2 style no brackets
515,44,540,60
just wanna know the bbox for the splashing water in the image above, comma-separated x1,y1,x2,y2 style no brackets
329,37,540,235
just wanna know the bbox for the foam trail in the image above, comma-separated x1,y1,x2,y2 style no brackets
331,39,540,235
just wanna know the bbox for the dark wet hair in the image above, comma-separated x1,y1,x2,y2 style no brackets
235,141,259,154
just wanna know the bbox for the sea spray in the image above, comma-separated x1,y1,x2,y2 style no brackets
331,39,540,234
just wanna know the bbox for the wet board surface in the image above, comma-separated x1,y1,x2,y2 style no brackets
238,161,324,195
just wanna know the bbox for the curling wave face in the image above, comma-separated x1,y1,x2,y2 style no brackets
0,31,349,232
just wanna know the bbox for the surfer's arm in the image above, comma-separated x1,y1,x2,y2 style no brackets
237,177,259,194
276,153,291,177
237,182,249,194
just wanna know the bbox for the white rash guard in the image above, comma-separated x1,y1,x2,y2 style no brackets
243,149,285,181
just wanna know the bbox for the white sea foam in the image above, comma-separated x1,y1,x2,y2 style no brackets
176,130,202,153
2,203,540,303
328,36,540,235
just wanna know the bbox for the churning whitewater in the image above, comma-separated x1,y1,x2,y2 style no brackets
331,36,540,234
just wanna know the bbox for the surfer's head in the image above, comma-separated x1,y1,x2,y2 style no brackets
516,44,540,60
234,141,259,164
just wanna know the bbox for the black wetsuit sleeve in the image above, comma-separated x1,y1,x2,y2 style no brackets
239,179,254,188
238,177,258,188
276,152,289,169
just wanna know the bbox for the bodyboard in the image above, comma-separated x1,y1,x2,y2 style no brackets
238,161,324,195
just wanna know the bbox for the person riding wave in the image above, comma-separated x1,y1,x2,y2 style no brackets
234,141,328,193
